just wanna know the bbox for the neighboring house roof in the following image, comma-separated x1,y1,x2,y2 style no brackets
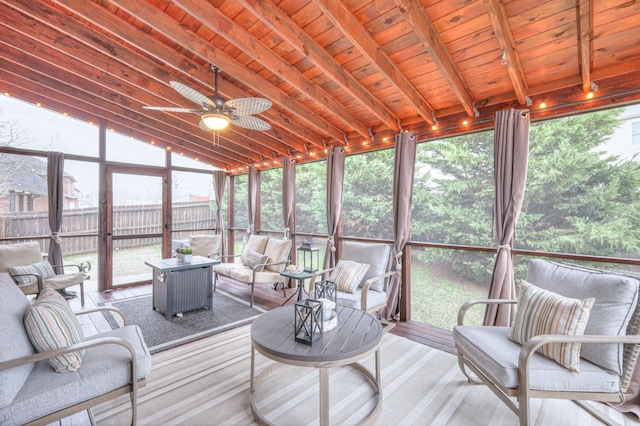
0,155,79,197
0,155,47,196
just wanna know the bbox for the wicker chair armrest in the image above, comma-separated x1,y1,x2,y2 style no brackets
457,299,517,325
9,272,44,292
219,254,242,262
0,336,137,372
50,260,92,274
307,268,335,291
361,270,396,311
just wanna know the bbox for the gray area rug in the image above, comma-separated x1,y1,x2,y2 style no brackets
93,325,637,425
103,291,264,353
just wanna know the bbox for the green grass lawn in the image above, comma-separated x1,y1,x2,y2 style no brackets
65,243,487,331
410,260,488,330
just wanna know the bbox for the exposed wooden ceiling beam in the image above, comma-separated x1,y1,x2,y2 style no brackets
392,0,477,118
237,0,400,133
47,0,319,155
0,2,279,165
107,0,345,144
173,0,375,141
312,0,436,127
0,67,241,168
483,0,529,105
577,0,594,92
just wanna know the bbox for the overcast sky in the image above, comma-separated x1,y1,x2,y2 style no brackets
0,95,216,206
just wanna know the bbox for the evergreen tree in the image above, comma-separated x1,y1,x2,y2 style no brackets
412,108,640,284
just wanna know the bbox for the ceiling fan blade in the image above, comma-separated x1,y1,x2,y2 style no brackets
143,106,203,113
225,98,272,116
231,115,272,131
170,81,216,109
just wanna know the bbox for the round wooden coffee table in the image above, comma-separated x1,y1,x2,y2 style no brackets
250,305,384,426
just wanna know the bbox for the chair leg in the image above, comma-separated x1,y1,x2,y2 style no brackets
518,387,530,426
250,281,255,307
573,400,619,426
80,282,85,307
130,382,138,426
457,354,483,385
213,273,218,293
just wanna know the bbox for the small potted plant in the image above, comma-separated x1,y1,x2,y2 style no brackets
176,247,193,263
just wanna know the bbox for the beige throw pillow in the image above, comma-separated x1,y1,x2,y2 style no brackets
264,239,292,272
9,260,56,285
241,235,270,263
243,249,269,272
328,260,370,294
508,280,594,372
23,288,85,373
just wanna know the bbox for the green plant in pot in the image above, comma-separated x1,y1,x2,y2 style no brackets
176,247,193,262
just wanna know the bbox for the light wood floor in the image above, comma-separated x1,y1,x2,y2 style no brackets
71,276,455,355
58,276,454,425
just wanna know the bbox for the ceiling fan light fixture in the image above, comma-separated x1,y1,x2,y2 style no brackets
202,113,230,130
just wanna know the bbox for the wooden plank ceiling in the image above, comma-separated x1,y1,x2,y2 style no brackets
0,0,639,172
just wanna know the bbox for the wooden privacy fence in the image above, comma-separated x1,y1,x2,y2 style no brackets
0,201,216,255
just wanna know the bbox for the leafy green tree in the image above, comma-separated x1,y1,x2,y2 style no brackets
260,168,283,231
518,110,640,257
233,174,248,229
295,160,327,234
343,150,394,239
411,132,495,283
412,108,640,284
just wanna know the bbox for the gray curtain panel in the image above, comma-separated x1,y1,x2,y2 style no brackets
484,108,530,326
380,132,417,321
247,166,260,236
213,170,226,257
324,147,345,269
47,151,64,274
282,157,296,240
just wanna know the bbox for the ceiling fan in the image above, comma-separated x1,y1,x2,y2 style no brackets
144,64,272,132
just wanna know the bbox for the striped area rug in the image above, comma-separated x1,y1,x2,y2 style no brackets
93,324,635,425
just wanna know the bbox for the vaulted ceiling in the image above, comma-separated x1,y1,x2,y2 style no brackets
1,0,639,172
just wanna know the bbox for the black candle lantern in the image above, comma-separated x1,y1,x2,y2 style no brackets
294,299,324,345
315,280,337,305
297,240,320,273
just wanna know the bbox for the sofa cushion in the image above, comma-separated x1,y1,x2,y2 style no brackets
336,287,387,310
242,249,269,272
0,325,151,425
264,238,292,272
213,263,248,276
342,242,390,292
23,288,85,373
329,260,371,294
44,272,85,289
0,273,35,409
0,242,43,273
228,267,287,284
241,235,270,263
9,260,55,285
454,325,620,392
189,235,221,258
526,259,639,375
509,281,594,372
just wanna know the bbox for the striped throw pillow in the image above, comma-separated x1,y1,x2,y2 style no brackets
328,260,370,294
9,260,55,285
24,288,85,373
509,280,594,372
